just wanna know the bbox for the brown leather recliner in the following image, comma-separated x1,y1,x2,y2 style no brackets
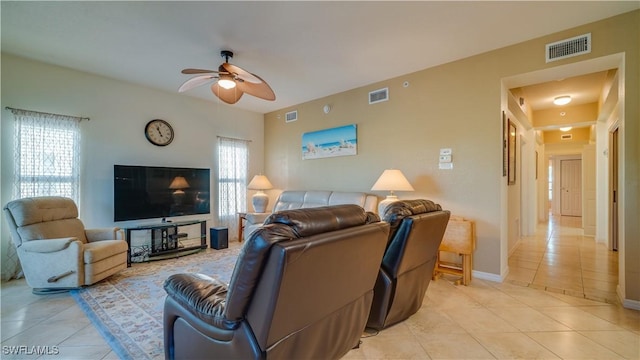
163,204,390,360
367,199,450,330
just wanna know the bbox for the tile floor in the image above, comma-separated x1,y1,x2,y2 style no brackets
1,216,638,359
506,214,620,304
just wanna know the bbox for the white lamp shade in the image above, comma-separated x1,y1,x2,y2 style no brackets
247,175,273,190
371,169,414,192
371,169,414,215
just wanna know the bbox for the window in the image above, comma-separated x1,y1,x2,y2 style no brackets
217,136,249,237
11,109,81,203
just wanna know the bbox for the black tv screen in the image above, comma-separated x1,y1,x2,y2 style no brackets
114,165,210,222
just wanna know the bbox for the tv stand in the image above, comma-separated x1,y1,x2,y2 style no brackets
124,219,207,266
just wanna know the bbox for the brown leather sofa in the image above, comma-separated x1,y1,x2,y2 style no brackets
163,204,390,359
367,199,450,330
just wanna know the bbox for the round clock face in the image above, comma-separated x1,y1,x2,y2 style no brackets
144,119,174,146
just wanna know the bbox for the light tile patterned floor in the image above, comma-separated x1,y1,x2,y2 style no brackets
2,215,638,359
506,214,620,304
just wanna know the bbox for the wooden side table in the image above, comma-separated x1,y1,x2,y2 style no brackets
433,216,476,285
238,212,270,242
238,212,247,242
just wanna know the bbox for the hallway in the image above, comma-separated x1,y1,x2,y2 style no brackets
506,215,619,304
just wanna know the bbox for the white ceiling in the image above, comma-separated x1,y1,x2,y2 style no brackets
2,1,638,114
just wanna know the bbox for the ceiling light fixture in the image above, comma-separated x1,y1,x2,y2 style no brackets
560,126,572,132
553,96,571,106
217,76,236,90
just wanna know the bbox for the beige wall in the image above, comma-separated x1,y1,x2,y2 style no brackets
264,10,639,304
544,127,591,144
534,102,599,128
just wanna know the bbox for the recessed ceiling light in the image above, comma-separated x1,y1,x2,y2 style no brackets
553,96,571,106
560,126,572,132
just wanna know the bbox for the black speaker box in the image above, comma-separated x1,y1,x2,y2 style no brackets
210,227,228,250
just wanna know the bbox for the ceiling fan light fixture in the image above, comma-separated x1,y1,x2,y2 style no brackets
179,50,274,104
553,95,571,106
217,77,236,90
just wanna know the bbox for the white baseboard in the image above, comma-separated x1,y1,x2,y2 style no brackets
618,285,640,310
622,298,640,310
473,270,504,283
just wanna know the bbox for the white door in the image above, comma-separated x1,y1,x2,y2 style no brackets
561,159,582,216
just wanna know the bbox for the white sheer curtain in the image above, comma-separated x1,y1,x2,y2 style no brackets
217,136,249,240
11,109,81,202
3,108,82,280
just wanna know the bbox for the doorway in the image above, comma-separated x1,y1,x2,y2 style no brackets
549,155,582,217
560,158,582,216
502,54,625,302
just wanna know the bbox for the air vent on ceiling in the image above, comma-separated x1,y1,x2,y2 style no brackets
285,110,298,123
561,134,573,140
546,33,591,63
369,87,389,104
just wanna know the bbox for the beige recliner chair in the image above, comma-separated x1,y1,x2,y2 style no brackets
3,196,128,294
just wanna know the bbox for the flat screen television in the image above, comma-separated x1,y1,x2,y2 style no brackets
114,165,210,222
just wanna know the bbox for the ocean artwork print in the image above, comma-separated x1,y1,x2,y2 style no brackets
302,124,357,160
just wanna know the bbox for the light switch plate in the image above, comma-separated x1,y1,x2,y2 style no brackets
439,155,452,163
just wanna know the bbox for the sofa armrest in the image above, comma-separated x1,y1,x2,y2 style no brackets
20,238,79,253
244,213,270,225
164,273,240,330
85,227,124,242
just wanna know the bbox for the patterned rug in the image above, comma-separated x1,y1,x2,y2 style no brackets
71,243,242,360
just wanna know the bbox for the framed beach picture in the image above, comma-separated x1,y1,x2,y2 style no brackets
302,124,357,160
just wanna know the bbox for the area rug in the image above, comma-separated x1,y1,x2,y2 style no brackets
70,243,242,360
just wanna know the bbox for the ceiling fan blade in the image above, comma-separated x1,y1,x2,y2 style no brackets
181,68,220,74
236,74,276,101
178,75,218,92
211,83,244,104
221,62,262,84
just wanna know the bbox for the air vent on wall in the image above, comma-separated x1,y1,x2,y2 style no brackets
561,134,573,140
546,33,591,63
369,87,389,104
285,110,298,123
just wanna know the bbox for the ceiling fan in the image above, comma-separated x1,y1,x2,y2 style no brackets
178,50,275,104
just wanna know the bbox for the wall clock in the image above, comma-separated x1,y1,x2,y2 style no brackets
144,119,174,146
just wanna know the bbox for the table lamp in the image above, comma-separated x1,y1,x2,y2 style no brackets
371,169,414,215
247,174,273,213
